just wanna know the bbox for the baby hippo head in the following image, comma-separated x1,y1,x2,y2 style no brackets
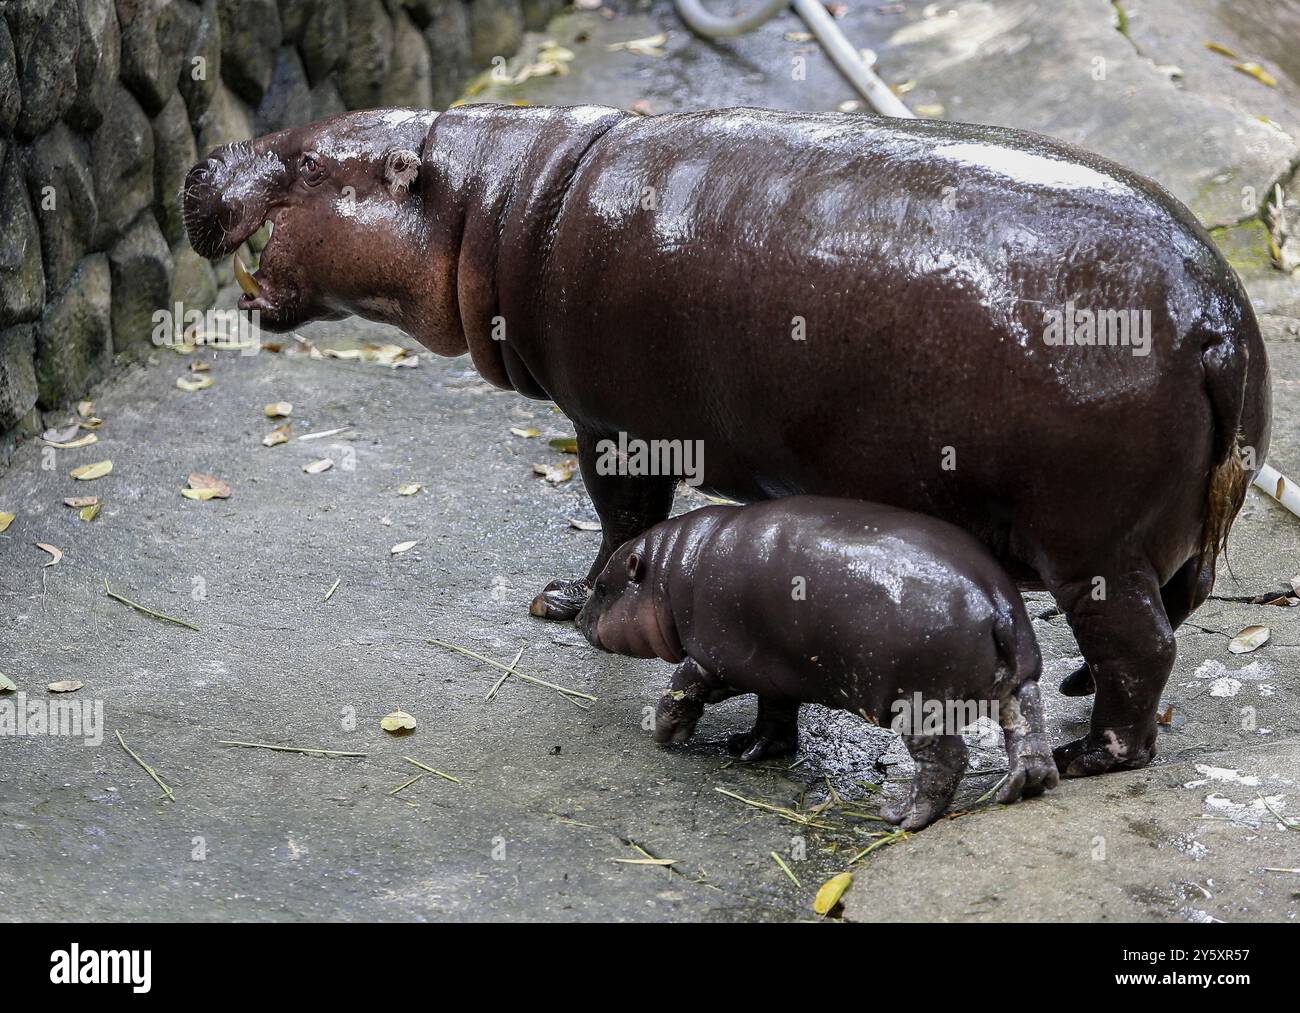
575,532,683,663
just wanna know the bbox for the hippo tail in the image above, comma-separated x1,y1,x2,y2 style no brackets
990,592,1041,690
1195,319,1255,589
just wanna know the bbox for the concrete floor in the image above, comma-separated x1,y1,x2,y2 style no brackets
1,0,1298,921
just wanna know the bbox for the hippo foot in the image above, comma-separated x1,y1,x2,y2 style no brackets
655,690,705,745
998,732,1059,804
1052,725,1157,778
881,734,967,831
529,577,590,620
1058,663,1096,697
727,698,800,761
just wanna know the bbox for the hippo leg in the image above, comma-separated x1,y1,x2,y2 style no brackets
654,657,738,744
1051,569,1174,777
880,734,968,830
996,681,1059,803
530,430,676,621
1059,557,1211,697
727,697,801,761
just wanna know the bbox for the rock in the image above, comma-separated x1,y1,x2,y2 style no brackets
11,0,81,138
338,0,393,109
0,18,23,134
217,0,282,107
24,124,98,295
179,0,222,127
170,245,218,313
308,79,345,121
394,1,441,30
521,0,562,32
0,324,39,431
108,214,173,356
153,93,199,246
425,0,472,110
91,85,155,250
117,0,198,116
34,253,112,408
256,45,311,135
195,81,254,155
1210,219,1276,276
467,0,523,70
380,10,433,110
0,149,45,326
67,0,122,132
292,0,348,85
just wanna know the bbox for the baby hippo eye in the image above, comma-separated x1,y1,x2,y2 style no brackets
595,580,608,597
299,152,326,186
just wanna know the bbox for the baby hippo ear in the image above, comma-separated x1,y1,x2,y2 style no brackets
627,552,645,583
383,148,420,195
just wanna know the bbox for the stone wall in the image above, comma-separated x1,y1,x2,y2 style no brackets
0,0,564,463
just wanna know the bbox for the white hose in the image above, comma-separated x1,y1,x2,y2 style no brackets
1254,464,1300,518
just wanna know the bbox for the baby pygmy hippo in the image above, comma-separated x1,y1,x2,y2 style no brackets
575,497,1058,829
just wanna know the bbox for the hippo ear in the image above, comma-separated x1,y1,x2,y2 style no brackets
383,148,421,195
627,552,644,583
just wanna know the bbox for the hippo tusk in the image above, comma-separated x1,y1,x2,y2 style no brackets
234,254,260,298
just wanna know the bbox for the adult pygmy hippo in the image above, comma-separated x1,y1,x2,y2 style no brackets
575,497,1058,829
183,103,1270,780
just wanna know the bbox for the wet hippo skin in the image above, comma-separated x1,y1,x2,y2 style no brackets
575,497,1059,829
183,103,1271,780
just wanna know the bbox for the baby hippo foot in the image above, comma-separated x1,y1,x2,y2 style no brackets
727,698,800,761
1058,662,1096,697
880,734,967,831
997,681,1059,804
529,577,590,620
655,658,731,745
1053,722,1157,778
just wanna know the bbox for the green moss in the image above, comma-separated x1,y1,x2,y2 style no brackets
1208,219,1276,273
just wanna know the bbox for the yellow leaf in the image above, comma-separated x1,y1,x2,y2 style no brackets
64,496,99,508
510,426,540,438
80,503,101,522
265,401,293,418
548,437,578,453
262,424,291,447
391,540,419,555
77,401,94,418
187,473,231,498
1233,61,1277,87
71,460,113,481
813,872,853,915
176,375,214,392
1228,625,1270,654
0,511,14,532
381,709,417,733
45,432,98,450
532,459,578,483
1204,41,1238,58
36,543,62,567
303,458,333,474
0,672,15,692
398,483,422,496
569,517,601,531
48,680,84,693
181,487,220,501
79,417,104,430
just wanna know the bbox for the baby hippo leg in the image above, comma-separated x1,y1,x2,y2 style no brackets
881,734,968,831
728,698,801,762
655,658,736,744
997,681,1059,804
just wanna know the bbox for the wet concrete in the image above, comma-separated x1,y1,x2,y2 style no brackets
2,0,1299,921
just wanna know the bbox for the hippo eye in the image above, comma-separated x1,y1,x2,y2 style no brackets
595,580,608,597
299,152,326,187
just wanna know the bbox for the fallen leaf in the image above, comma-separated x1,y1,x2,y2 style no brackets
533,460,578,483
296,426,350,442
44,432,98,450
607,32,667,57
79,503,101,522
391,540,419,555
915,103,945,118
303,458,334,474
569,518,602,531
0,673,15,693
187,473,231,498
181,488,220,501
785,31,814,41
71,460,112,481
265,401,293,418
398,483,423,496
0,511,14,532
43,424,81,443
548,437,578,453
189,360,211,373
814,872,853,915
79,417,103,430
381,709,417,733
36,543,62,567
1204,41,1239,59
48,680,83,693
77,401,94,418
176,375,214,392
1289,574,1300,596
64,496,99,508
1156,704,1175,726
510,426,540,438
1233,61,1277,87
1228,625,1270,655
262,424,291,447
